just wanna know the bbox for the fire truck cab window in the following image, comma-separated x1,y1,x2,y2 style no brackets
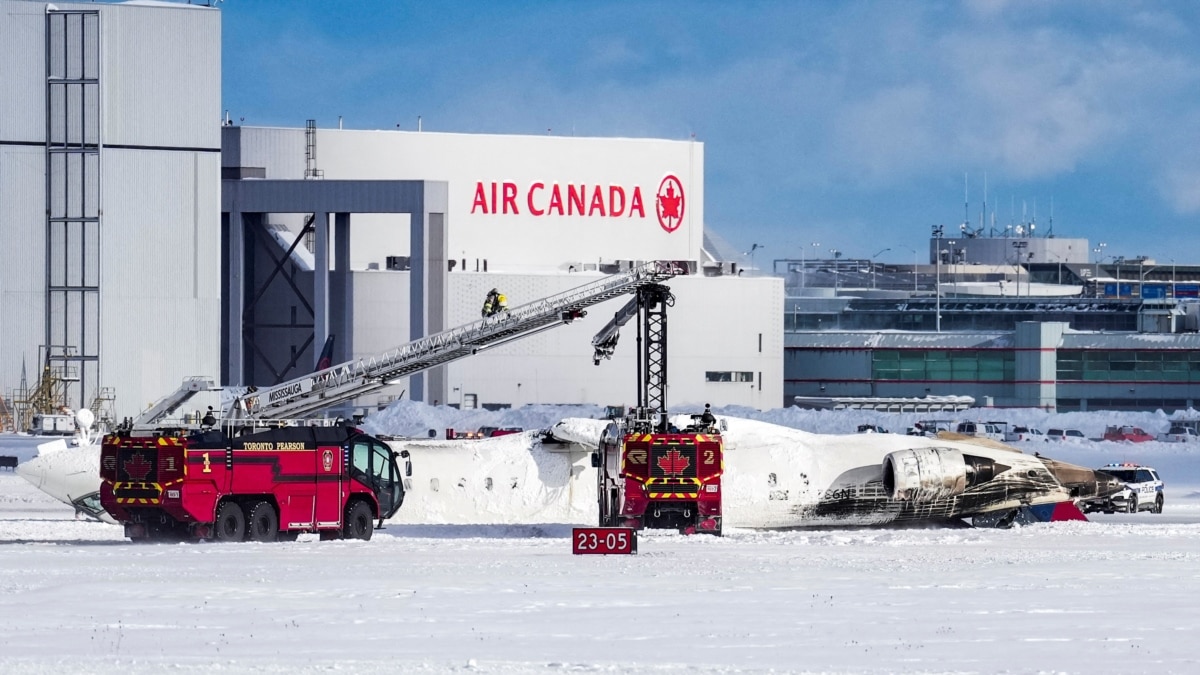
370,442,394,486
368,440,403,517
352,439,395,485
352,440,371,479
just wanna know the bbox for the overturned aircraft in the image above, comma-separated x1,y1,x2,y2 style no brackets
16,415,1123,531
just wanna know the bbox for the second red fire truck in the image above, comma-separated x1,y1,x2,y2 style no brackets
100,420,409,542
590,283,725,535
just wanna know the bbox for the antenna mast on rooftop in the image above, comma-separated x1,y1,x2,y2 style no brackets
982,172,988,237
963,172,969,234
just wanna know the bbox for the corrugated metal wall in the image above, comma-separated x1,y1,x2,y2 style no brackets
225,127,306,179
0,147,49,389
1,0,222,419
98,3,220,150
102,149,222,414
1,2,50,404
0,1,46,142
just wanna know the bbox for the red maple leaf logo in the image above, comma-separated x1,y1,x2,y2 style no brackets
655,175,685,233
659,185,681,219
656,449,690,476
124,453,153,481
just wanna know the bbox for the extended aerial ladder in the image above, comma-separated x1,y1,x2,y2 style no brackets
591,283,675,432
131,260,691,429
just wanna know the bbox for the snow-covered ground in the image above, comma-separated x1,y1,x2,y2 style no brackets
3,403,1200,673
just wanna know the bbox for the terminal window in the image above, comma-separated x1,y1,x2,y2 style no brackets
706,371,754,383
872,349,1015,382
1057,349,1200,383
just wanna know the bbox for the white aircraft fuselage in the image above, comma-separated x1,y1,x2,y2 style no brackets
17,416,1122,531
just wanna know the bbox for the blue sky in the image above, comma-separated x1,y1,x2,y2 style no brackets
220,1,1200,266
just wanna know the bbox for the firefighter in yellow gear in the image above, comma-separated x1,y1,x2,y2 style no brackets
482,289,508,317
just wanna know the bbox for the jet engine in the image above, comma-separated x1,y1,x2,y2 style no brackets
882,447,997,502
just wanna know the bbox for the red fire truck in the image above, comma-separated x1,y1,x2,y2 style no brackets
100,422,409,542
590,284,724,535
594,410,724,534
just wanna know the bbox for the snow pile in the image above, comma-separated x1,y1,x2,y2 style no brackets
389,430,594,525
361,399,608,439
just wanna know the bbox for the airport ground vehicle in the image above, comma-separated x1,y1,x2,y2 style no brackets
100,421,410,542
1083,463,1164,514
591,284,724,535
1004,426,1046,443
1047,428,1087,442
1159,426,1200,443
954,421,1006,442
856,424,888,433
906,419,955,437
478,426,523,437
1102,425,1155,443
28,412,75,436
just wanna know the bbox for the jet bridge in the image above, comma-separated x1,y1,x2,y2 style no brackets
134,261,690,427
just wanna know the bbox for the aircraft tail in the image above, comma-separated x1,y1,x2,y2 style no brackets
316,335,335,371
973,500,1088,528
1019,501,1088,523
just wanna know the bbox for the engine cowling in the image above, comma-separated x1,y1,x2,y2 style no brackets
882,447,997,502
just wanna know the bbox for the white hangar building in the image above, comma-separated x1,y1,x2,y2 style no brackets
0,0,780,422
222,126,783,413
0,0,222,423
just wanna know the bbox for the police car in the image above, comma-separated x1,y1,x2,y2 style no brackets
1084,463,1165,514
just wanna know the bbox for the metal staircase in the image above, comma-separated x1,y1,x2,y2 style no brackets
135,261,690,426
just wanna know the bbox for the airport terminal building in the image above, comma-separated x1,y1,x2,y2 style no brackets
0,0,781,423
783,249,1200,412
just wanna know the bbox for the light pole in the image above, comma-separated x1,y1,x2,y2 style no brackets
932,225,943,332
1049,252,1062,285
871,248,890,289
947,239,957,295
1094,240,1108,295
1011,240,1029,298
830,249,841,291
746,243,762,274
898,245,917,291
1140,263,1159,297
800,241,820,289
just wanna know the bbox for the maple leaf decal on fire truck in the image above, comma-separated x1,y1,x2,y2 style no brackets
123,452,153,481
656,449,691,476
655,174,685,233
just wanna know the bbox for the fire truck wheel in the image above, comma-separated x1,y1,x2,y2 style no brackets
246,501,279,542
603,490,620,527
343,500,374,541
214,501,246,542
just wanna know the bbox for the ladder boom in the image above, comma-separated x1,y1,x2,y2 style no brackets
237,260,691,419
